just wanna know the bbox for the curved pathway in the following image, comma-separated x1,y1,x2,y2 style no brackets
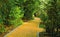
4,17,45,37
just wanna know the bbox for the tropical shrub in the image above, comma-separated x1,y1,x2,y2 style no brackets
0,0,24,26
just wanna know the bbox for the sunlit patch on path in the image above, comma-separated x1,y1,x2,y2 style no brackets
4,17,45,37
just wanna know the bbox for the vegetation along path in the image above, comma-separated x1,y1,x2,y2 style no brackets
4,17,45,37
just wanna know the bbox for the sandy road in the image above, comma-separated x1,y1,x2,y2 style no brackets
4,17,45,37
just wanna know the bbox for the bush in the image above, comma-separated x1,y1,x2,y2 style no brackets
8,6,23,27
0,0,24,26
0,24,5,33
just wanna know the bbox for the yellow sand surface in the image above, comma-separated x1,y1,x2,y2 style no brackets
4,18,45,37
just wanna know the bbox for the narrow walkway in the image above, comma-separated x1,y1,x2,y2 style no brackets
4,17,45,37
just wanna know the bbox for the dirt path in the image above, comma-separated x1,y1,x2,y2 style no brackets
4,17,45,37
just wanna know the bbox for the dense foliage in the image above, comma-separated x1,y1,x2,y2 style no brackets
0,0,24,33
0,0,40,33
39,0,60,37
0,0,60,36
22,0,40,20
39,0,60,33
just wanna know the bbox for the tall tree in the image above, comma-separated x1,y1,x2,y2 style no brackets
46,0,57,33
